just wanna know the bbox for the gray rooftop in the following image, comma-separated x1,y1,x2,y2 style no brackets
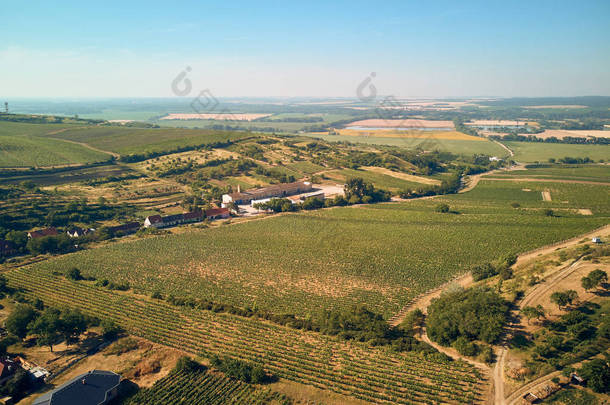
33,370,120,405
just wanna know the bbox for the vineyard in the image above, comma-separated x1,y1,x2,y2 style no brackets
6,267,488,404
24,187,608,318
125,367,290,405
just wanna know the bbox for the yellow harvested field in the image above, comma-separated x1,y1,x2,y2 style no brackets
160,113,271,121
361,166,441,185
335,128,485,141
346,119,455,128
535,129,610,139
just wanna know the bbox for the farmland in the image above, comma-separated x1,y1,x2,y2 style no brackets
503,141,610,162
126,367,290,405
311,132,508,155
488,164,610,183
5,264,487,405
39,126,254,156
22,178,609,318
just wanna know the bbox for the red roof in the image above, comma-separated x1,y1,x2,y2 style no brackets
183,211,203,220
205,208,229,217
28,227,59,238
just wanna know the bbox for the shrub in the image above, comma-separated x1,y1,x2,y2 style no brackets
435,203,450,213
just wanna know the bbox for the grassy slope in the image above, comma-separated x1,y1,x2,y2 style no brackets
25,180,608,318
505,141,610,162
0,121,111,167
43,126,254,155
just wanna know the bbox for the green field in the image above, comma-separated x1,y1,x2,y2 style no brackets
24,179,608,318
504,141,610,162
310,133,508,156
0,134,112,167
326,168,430,190
42,126,254,156
0,121,114,167
490,164,610,183
6,264,485,405
126,367,289,405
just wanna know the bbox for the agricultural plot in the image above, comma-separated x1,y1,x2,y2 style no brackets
126,367,289,405
6,267,487,405
325,168,429,191
503,141,610,162
24,182,608,318
489,164,610,183
310,133,508,156
41,126,253,156
0,134,112,167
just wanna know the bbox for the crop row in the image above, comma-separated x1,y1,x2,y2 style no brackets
7,268,488,404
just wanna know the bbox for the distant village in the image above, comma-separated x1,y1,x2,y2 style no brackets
0,181,331,261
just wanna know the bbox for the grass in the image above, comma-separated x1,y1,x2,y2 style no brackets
504,141,610,162
325,168,428,191
24,180,608,319
42,126,254,156
309,133,508,156
0,134,111,167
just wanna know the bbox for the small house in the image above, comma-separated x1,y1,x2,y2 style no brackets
592,237,602,244
205,207,230,220
108,222,140,236
27,228,58,239
66,228,94,238
32,370,120,405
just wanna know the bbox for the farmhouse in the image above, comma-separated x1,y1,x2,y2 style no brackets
32,370,120,405
107,222,140,236
27,228,58,239
0,240,16,257
222,181,313,206
144,211,204,228
204,207,230,220
67,227,94,238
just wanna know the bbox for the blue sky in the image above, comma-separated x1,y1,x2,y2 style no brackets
2,0,609,97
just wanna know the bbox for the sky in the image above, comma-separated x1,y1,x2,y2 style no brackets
1,0,610,98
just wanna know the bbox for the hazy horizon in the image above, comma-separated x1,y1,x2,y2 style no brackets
3,0,610,98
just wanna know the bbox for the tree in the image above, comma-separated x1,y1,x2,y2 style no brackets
435,203,450,213
543,209,554,217
66,267,82,281
579,359,610,393
522,305,545,324
588,269,608,290
101,319,123,341
5,305,38,339
550,290,578,310
581,275,596,291
28,308,62,352
59,308,88,345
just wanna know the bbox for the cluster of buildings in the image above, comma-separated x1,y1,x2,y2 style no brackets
0,356,50,403
222,181,323,208
143,208,229,229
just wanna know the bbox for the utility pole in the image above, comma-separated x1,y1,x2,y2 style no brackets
4,102,7,113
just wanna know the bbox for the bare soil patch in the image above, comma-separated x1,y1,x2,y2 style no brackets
534,129,610,139
346,118,455,128
577,209,593,215
541,190,552,201
361,166,441,185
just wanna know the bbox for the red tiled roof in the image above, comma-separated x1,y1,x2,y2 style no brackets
205,208,229,217
183,211,203,220
146,215,163,223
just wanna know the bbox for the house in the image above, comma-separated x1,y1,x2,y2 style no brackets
0,240,16,257
222,181,313,206
107,222,140,236
32,370,120,405
570,373,585,385
204,207,230,220
0,359,16,384
27,228,58,239
66,228,94,238
143,211,204,229
592,237,602,244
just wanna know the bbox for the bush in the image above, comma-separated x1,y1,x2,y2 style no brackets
453,336,478,356
579,359,609,393
66,267,82,280
435,203,450,213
